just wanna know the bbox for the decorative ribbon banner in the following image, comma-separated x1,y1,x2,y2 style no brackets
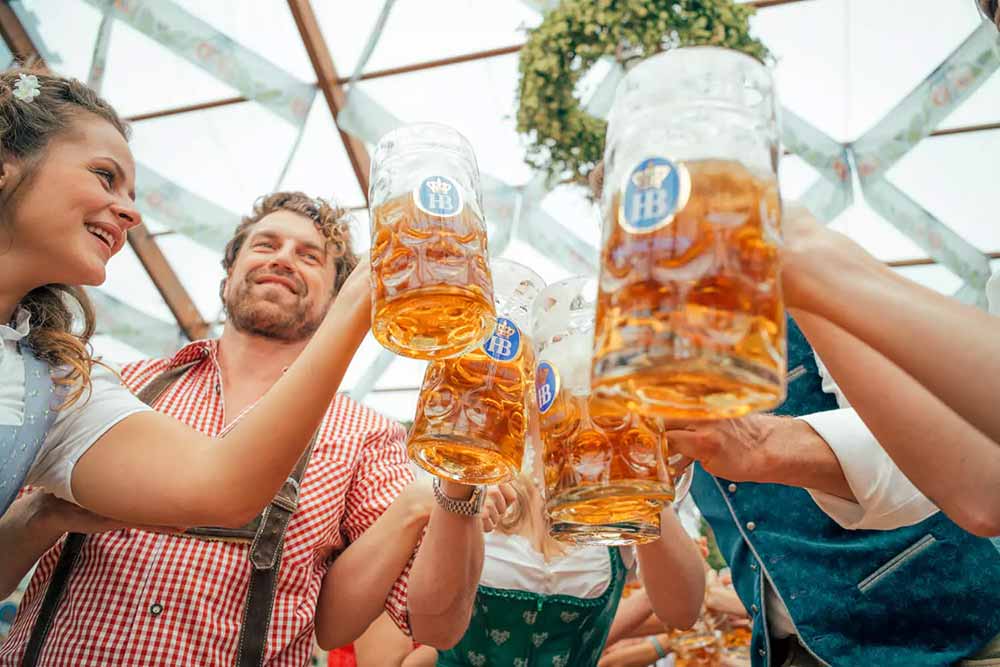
87,288,184,357
780,108,854,224
797,173,852,224
852,22,1000,180
863,177,991,308
136,164,241,251
782,108,851,186
850,21,1000,306
87,5,114,91
82,0,315,125
336,86,399,148
582,57,626,121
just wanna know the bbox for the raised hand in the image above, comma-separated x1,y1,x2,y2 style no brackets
479,482,517,533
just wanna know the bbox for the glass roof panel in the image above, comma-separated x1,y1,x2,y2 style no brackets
752,0,850,141
886,130,1000,253
19,0,101,80
315,0,538,75
173,0,316,82
843,0,984,138
129,102,299,220
829,199,927,262
99,17,241,118
277,94,366,206
349,54,532,186
15,0,999,414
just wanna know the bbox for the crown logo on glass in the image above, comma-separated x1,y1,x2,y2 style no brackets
631,162,672,190
425,177,453,195
494,320,517,339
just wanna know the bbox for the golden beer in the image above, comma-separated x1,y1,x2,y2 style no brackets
407,260,544,484
593,159,785,419
371,192,495,360
539,387,673,543
593,48,786,420
369,123,496,360
532,277,673,546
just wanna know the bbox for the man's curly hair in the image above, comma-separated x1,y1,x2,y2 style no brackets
220,191,359,299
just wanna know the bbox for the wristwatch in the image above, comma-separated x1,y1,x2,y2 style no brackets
432,477,485,516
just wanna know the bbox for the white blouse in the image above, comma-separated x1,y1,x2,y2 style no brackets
480,531,634,599
1,308,150,503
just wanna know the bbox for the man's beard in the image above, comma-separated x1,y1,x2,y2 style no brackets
225,278,325,342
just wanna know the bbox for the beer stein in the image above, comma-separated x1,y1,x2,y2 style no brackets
407,259,544,484
369,122,496,360
592,47,786,420
533,276,674,545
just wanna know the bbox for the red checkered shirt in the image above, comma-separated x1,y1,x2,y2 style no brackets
0,339,415,666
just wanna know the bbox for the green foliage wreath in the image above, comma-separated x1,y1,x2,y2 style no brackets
516,0,769,184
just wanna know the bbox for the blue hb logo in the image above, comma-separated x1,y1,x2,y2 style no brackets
483,317,521,362
620,157,690,234
535,361,559,414
415,175,463,217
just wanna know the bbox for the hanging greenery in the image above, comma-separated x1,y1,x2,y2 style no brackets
516,0,769,185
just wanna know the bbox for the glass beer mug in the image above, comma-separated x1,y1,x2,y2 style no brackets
532,276,674,545
369,123,496,360
592,47,786,420
407,259,544,484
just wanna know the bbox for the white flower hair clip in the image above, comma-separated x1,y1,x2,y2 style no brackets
12,74,40,102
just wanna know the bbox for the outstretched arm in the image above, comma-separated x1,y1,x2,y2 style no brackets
634,508,706,631
406,483,514,648
69,258,373,527
0,490,165,598
782,205,1000,447
315,479,433,650
792,309,1000,536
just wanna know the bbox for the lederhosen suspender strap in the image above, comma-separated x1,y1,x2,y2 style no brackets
23,362,318,667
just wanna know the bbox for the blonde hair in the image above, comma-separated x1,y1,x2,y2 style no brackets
498,472,567,559
0,65,130,406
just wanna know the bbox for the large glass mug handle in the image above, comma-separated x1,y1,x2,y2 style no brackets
669,454,694,505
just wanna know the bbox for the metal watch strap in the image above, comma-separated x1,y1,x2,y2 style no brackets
432,478,484,516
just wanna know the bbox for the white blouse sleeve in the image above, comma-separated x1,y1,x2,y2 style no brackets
25,364,151,503
800,354,938,530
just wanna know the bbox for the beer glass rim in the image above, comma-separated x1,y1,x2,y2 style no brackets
531,274,597,331
373,122,477,162
610,46,773,122
623,45,769,78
